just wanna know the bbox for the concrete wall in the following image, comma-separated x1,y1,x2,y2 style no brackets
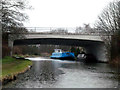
85,43,107,62
25,34,103,42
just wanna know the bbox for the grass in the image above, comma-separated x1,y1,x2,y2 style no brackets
13,54,40,58
0,56,32,80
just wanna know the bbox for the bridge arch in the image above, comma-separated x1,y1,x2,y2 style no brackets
13,38,107,62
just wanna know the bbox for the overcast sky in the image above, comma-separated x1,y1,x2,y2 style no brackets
24,0,114,28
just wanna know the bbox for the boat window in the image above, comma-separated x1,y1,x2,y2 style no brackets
54,49,62,53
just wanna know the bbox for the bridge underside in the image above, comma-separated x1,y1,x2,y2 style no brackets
14,38,107,62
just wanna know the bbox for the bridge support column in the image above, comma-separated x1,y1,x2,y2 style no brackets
8,40,13,56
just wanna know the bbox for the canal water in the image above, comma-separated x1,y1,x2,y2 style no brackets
3,57,119,88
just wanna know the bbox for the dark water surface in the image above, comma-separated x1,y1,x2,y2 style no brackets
3,57,119,88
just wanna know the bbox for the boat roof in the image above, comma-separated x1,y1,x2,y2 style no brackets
54,49,62,50
54,49,62,52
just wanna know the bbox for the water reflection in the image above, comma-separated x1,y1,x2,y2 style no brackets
33,61,57,81
3,57,118,88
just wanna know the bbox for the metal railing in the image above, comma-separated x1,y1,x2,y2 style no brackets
26,27,112,36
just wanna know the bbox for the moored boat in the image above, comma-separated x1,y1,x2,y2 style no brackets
50,49,75,60
77,53,97,63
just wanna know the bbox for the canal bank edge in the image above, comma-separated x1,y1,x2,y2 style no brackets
1,57,33,85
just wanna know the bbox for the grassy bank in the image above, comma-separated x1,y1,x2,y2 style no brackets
13,54,41,58
0,56,32,84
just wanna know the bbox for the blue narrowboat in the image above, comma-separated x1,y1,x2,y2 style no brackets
50,49,75,60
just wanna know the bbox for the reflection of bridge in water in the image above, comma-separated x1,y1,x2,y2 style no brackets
8,27,109,62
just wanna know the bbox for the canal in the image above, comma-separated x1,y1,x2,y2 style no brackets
3,57,118,88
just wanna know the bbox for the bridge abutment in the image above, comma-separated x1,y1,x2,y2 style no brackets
85,43,108,62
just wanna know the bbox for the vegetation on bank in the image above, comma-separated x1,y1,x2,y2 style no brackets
13,54,45,58
0,56,32,82
109,56,120,67
95,0,120,64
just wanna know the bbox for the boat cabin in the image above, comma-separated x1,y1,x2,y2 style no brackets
54,49,63,53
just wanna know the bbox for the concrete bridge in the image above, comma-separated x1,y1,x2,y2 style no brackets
9,32,108,62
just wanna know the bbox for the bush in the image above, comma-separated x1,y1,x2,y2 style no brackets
2,45,10,58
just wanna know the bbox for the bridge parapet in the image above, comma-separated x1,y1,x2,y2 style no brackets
24,33,103,42
26,27,112,36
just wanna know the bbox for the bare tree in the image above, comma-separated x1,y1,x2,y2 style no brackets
83,24,93,34
1,0,31,40
1,0,32,57
75,26,82,34
95,0,120,60
50,28,68,34
75,24,95,34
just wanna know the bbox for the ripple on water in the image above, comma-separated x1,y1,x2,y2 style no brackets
3,57,119,88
